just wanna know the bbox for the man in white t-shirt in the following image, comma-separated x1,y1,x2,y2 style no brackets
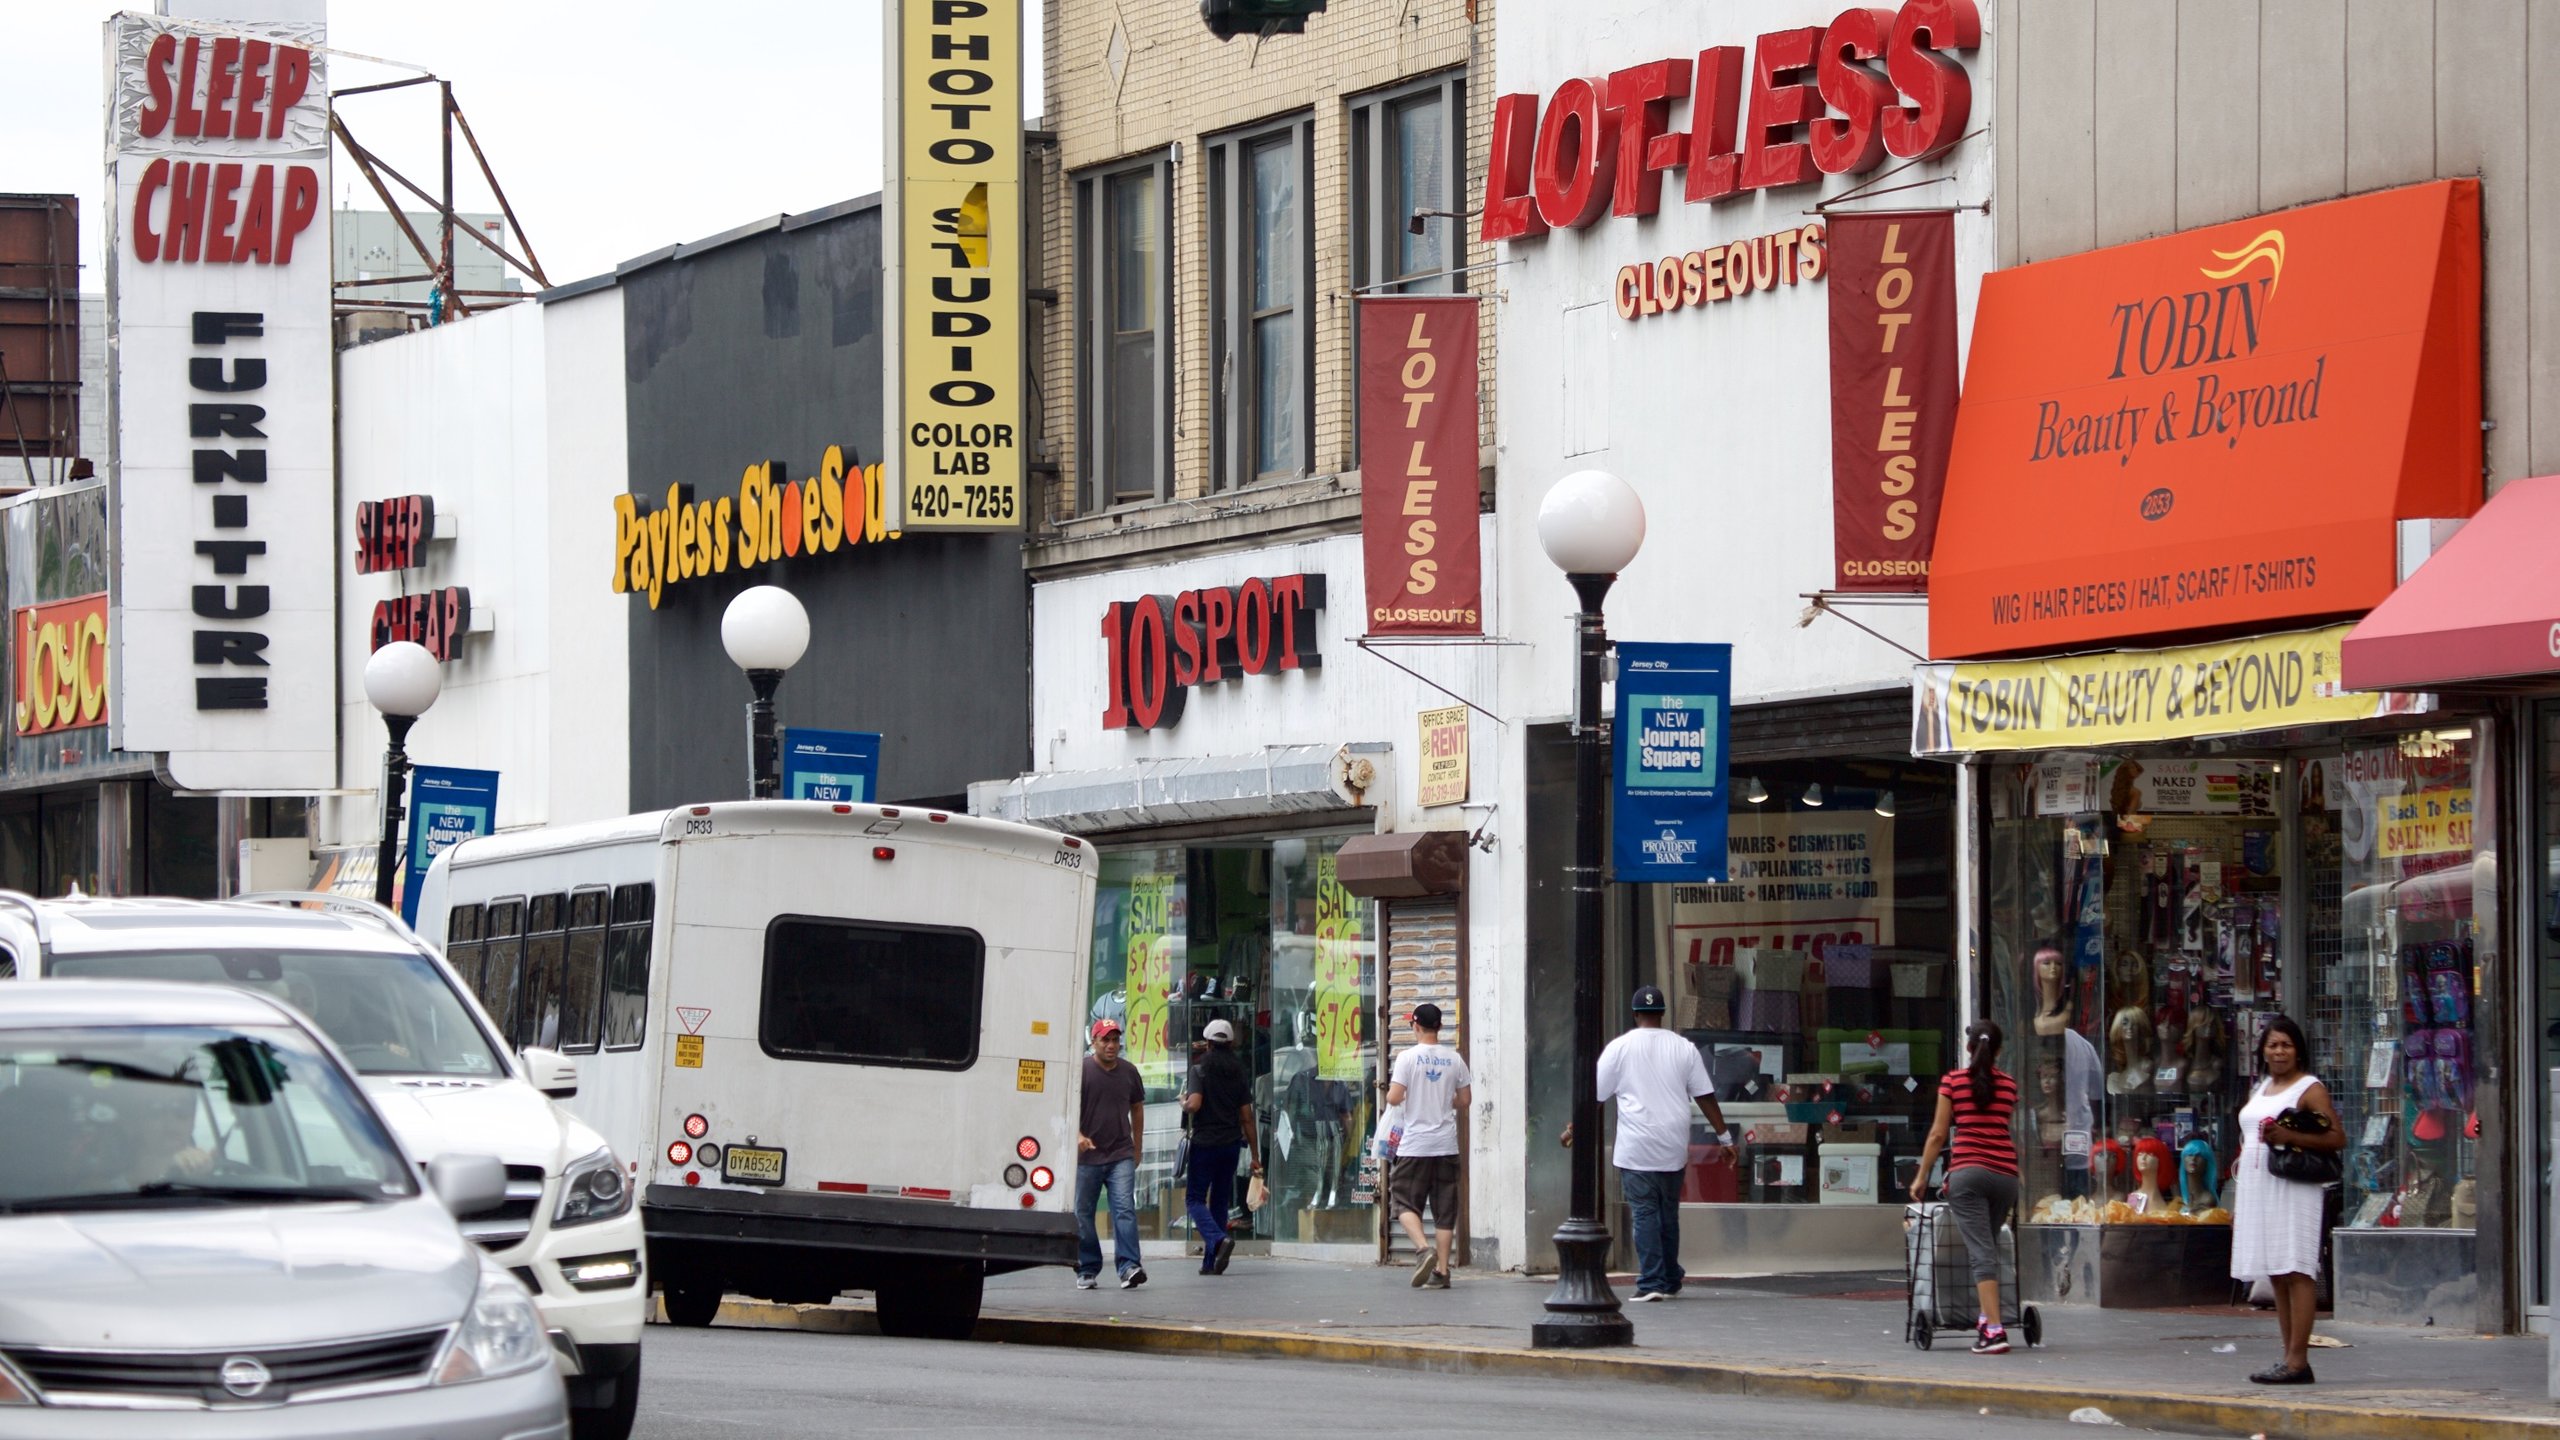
1385,1003,1472,1289
1566,985,1730,1302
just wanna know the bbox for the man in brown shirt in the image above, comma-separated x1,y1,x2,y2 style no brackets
1076,1019,1148,1289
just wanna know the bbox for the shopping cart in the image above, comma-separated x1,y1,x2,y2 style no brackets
1903,1199,2042,1350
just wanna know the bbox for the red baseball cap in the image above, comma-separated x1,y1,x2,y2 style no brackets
1090,1018,1124,1042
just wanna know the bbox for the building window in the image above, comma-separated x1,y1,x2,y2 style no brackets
1351,73,1464,295
759,915,984,1070
1075,153,1173,511
1210,115,1315,489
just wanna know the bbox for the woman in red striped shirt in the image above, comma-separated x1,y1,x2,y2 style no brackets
1909,1019,2021,1354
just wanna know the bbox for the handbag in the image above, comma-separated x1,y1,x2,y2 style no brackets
1173,1112,1193,1181
2265,1106,2342,1185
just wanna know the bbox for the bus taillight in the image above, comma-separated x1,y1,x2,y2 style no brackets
1015,1136,1040,1161
683,1113,709,1139
1028,1166,1054,1191
667,1141,692,1166
872,846,896,861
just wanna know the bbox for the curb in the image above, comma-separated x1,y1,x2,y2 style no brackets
695,1298,2560,1440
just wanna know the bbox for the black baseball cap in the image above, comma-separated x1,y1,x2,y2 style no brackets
1411,1002,1443,1030
1631,985,1667,1013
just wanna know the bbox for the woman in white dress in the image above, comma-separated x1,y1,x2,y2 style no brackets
2229,1016,2343,1385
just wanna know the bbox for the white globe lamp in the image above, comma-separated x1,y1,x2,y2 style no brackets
1536,468,1647,577
721,585,812,673
362,640,443,909
721,586,812,799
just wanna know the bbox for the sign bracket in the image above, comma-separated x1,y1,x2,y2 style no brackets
1351,635,1519,728
1796,593,1927,663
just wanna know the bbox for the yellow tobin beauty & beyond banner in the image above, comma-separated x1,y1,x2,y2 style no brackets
1911,624,2432,756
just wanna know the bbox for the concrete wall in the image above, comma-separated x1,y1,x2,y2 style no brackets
1488,1,2000,1266
1993,0,2545,493
614,203,1029,810
325,289,632,850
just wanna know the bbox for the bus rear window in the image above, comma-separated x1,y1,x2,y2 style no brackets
759,916,983,1071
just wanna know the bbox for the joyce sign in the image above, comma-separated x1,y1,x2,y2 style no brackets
1612,641,1733,883
1482,0,1978,241
1101,575,1325,730
16,594,111,737
108,12,336,791
781,727,882,803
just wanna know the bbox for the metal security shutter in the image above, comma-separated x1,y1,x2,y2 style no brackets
1729,686,1913,763
1378,893,1466,1263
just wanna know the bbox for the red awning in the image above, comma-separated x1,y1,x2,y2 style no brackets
2341,474,2560,690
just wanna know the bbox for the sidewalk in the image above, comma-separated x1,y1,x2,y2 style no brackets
707,1256,2559,1440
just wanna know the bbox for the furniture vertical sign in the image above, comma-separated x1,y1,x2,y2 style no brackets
884,0,1025,531
105,11,337,789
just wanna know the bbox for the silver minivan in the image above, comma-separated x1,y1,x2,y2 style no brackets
0,980,567,1438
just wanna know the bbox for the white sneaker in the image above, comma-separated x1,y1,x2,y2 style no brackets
1075,1275,1099,1290
1629,1290,1670,1302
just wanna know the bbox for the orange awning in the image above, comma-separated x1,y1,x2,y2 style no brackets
1930,180,2481,659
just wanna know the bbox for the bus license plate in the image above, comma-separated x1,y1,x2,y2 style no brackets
722,1145,786,1187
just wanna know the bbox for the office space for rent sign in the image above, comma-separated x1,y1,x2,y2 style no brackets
1611,642,1731,882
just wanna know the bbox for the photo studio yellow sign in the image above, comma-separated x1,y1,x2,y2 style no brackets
885,0,1024,531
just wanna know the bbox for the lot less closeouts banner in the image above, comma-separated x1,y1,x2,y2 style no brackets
1828,212,1958,593
1358,297,1482,634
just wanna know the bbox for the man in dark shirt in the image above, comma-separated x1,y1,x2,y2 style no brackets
1075,1019,1149,1289
1182,1019,1261,1275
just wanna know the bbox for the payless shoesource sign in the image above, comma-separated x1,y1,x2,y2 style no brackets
883,0,1024,531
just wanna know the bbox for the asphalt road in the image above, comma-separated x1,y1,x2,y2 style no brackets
632,1325,2122,1437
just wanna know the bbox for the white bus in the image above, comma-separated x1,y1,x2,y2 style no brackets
411,800,1096,1339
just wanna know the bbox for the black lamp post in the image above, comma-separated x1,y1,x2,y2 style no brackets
1531,467,1646,1351
721,585,811,799
362,641,443,908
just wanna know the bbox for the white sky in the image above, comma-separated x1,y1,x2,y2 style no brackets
4,1,1046,289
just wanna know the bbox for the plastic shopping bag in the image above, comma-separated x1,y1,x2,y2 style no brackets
1373,1103,1405,1160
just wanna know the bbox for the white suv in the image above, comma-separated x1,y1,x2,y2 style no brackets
0,893,646,1440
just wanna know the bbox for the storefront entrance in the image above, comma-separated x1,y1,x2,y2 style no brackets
1974,726,2490,1315
1089,832,1382,1257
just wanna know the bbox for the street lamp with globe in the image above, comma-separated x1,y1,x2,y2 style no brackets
721,585,811,799
1532,467,1645,1351
362,641,443,908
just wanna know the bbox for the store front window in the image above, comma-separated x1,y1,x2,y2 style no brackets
1087,833,1379,1247
1984,735,2485,1241
2308,738,2481,1235
1643,760,1955,1206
